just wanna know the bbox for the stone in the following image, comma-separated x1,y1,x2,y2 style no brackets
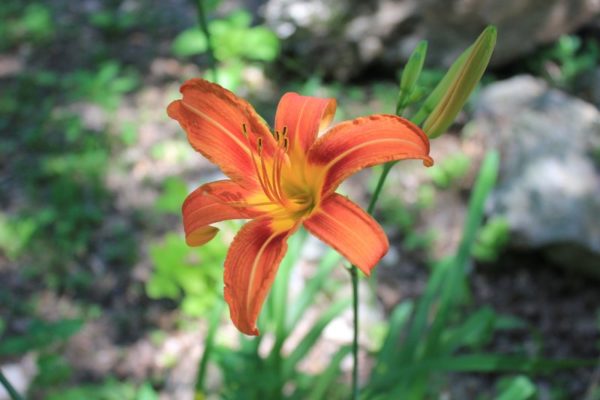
470,75,600,276
259,0,600,79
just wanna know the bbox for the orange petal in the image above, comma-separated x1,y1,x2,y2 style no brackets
307,114,433,196
224,217,298,335
183,180,262,246
274,93,336,157
167,79,276,188
303,194,388,275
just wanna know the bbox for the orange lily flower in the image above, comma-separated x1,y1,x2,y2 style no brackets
167,79,433,335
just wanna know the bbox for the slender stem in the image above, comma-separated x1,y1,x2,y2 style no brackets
350,265,359,400
194,0,218,81
0,370,23,400
367,162,395,214
349,160,396,399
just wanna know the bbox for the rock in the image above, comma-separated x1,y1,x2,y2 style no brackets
260,0,600,79
470,75,600,276
0,354,37,400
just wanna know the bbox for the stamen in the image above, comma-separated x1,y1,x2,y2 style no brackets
242,123,248,137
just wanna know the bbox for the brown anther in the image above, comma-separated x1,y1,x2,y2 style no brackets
257,137,263,154
242,123,248,136
283,137,289,151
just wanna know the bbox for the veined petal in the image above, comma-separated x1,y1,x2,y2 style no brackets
303,194,388,276
307,114,433,196
183,180,262,247
167,79,277,188
224,217,298,335
274,93,336,157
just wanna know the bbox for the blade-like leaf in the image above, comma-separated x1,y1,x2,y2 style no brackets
283,298,351,379
307,345,352,400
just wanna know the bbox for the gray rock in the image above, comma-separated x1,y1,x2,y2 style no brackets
260,0,600,79
471,75,600,276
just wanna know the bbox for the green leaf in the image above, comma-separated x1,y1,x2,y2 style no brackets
288,249,341,330
243,27,280,61
283,298,351,379
372,301,414,377
307,345,352,400
0,319,83,356
495,375,536,400
155,177,188,215
172,28,208,57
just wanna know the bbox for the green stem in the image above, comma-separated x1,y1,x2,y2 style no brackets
350,265,359,400
0,370,23,400
349,160,396,399
194,0,218,81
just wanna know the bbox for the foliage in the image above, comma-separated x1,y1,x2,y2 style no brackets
528,34,600,88
472,216,510,262
63,61,140,110
196,231,351,399
146,232,226,316
46,379,158,400
0,319,82,356
0,2,54,50
427,153,471,188
363,152,590,399
172,9,279,89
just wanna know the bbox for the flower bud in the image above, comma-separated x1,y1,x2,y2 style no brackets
416,26,497,138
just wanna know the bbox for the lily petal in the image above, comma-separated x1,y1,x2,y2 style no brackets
224,217,298,335
307,114,433,196
183,180,262,247
167,79,276,188
303,194,388,276
274,93,336,157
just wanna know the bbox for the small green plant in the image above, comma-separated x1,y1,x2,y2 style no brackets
427,153,471,188
0,319,82,356
472,216,510,262
363,152,591,399
64,62,140,110
196,232,351,399
172,9,279,89
0,213,37,260
0,2,54,50
495,375,536,400
529,34,600,88
146,232,227,316
45,379,158,400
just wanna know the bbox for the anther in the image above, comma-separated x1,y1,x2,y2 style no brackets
257,137,263,154
242,123,248,137
283,137,289,151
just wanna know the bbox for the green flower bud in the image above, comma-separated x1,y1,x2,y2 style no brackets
415,26,497,138
396,40,428,115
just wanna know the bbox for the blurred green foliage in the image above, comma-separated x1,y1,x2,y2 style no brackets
0,1,595,399
529,34,599,88
197,232,351,399
64,61,140,110
427,153,471,188
46,380,158,400
0,2,54,50
146,232,226,316
472,216,510,262
0,319,82,356
172,9,279,89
